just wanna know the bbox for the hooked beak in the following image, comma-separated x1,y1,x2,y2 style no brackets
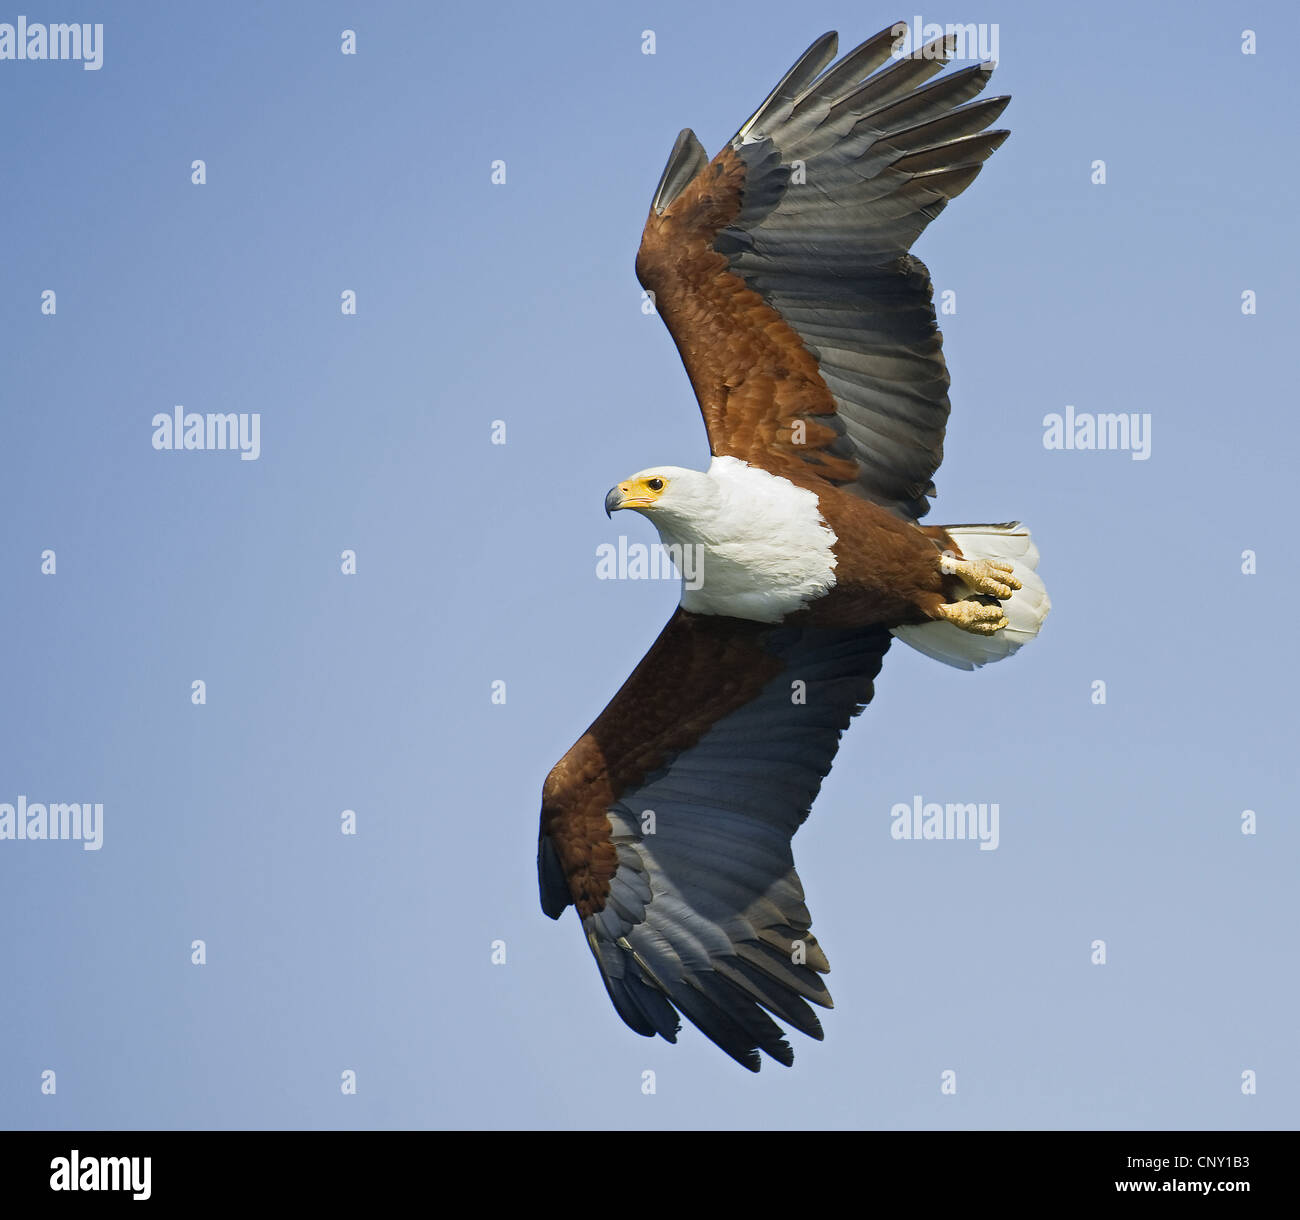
604,483,655,518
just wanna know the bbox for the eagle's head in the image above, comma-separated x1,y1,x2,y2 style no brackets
603,466,718,527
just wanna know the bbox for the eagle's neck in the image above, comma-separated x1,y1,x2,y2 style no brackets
650,457,838,623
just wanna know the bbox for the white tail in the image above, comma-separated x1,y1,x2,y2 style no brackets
892,523,1050,670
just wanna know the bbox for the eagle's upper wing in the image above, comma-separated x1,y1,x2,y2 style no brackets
538,610,891,1070
636,27,1007,520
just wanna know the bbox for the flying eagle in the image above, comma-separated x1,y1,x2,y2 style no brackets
538,26,1050,1071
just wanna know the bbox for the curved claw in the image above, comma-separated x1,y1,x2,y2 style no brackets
935,598,1009,635
949,558,1022,601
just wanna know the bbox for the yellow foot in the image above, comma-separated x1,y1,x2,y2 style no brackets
936,599,1008,635
945,557,1022,600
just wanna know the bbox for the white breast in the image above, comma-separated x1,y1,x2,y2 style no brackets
654,457,838,623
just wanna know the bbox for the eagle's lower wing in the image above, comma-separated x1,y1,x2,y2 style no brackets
538,609,891,1070
636,26,1007,520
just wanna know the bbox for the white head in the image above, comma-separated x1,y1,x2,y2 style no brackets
603,466,720,540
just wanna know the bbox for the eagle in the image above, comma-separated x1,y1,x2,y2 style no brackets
537,26,1050,1071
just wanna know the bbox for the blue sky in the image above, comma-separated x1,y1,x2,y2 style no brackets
1,0,1296,1128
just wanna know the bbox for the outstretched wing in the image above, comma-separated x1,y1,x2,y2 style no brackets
636,26,1007,520
538,609,891,1070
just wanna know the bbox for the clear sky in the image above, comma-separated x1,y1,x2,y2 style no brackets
1,0,1295,1129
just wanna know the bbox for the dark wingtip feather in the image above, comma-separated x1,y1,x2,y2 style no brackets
789,25,906,115
650,127,708,215
537,834,571,919
734,30,840,143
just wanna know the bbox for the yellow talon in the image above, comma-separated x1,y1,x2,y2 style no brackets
936,599,1008,635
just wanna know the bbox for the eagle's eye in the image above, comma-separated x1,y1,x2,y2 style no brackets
646,477,665,492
